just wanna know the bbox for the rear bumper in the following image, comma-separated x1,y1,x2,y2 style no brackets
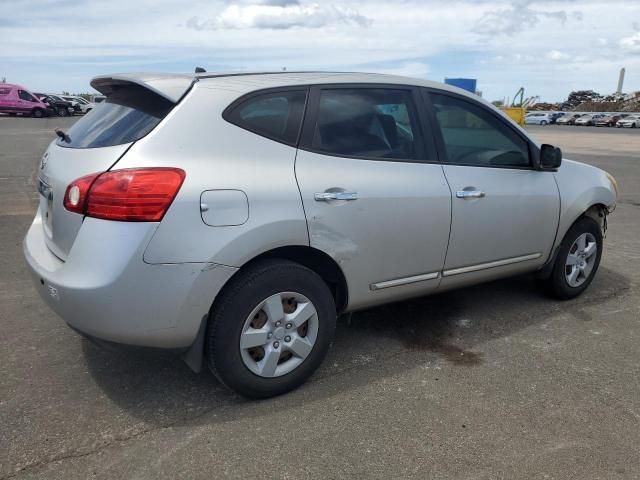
23,211,238,348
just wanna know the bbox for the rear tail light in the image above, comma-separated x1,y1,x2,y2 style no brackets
63,172,100,214
64,168,185,222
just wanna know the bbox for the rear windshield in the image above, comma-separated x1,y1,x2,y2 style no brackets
57,85,173,149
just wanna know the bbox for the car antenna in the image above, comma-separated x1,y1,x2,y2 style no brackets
195,67,206,73
54,128,71,143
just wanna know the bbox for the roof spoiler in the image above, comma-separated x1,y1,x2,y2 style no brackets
90,73,196,103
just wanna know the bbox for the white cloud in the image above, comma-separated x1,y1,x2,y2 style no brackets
620,32,640,52
367,62,430,79
546,50,570,61
187,2,371,30
227,0,301,5
1,0,640,102
472,2,573,36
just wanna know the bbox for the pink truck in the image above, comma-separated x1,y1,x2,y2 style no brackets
0,83,54,117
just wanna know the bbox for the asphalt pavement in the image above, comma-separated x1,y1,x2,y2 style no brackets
1,117,639,479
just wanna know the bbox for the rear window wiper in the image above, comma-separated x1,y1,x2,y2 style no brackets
55,128,71,143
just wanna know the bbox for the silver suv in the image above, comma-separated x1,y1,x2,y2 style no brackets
24,72,617,398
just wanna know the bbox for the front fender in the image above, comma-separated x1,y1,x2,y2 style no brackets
553,159,616,248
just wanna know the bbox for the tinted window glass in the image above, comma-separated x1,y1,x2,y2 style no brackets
18,90,36,102
312,89,421,160
57,86,173,149
227,90,306,145
431,93,530,167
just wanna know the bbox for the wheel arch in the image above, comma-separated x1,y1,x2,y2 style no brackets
237,245,349,313
537,202,608,279
182,245,349,372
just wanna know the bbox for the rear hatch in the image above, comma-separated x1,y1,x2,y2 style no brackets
37,77,192,260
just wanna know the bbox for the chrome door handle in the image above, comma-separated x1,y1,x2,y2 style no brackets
456,190,485,199
314,192,358,202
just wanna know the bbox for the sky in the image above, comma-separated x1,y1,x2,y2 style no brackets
1,0,639,102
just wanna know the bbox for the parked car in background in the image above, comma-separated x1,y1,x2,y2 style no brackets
617,115,640,128
550,112,565,124
575,114,605,126
34,93,74,117
57,95,82,114
0,83,53,117
61,95,95,114
556,113,582,125
595,114,626,127
525,112,553,125
91,94,106,103
23,71,618,398
48,94,77,116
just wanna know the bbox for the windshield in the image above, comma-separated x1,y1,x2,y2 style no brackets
57,86,173,149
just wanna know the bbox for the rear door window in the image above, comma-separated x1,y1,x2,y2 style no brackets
306,88,425,161
57,85,173,149
224,90,307,146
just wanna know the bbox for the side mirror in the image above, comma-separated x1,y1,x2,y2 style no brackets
539,144,562,170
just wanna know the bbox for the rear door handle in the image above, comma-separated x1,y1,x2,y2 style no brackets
456,190,485,199
314,192,358,202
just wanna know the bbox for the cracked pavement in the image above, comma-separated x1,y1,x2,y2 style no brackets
1,119,639,479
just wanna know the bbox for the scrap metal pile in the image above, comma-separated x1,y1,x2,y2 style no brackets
560,90,640,112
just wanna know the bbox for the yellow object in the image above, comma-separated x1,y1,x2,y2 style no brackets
501,107,526,126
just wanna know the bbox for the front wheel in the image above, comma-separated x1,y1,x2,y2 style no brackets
540,120,547,126
206,259,336,398
57,107,69,117
31,108,44,118
540,217,603,299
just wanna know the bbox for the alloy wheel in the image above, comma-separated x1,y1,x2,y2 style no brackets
565,232,597,287
240,291,319,378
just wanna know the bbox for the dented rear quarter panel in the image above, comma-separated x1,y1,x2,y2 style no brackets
113,83,310,267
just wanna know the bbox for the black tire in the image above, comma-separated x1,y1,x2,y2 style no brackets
31,108,44,118
541,217,603,300
540,120,547,126
206,259,336,398
57,107,69,117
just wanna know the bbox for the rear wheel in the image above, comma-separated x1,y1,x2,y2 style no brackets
540,217,603,299
540,120,548,126
206,259,336,398
31,108,44,118
57,107,69,117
